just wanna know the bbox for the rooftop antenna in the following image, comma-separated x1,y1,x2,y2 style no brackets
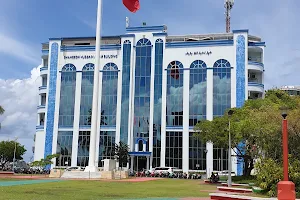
126,17,130,28
224,0,234,33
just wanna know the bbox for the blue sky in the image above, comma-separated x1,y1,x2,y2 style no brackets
0,0,299,85
0,0,300,161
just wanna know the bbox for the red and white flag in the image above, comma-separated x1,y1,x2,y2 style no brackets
123,0,140,13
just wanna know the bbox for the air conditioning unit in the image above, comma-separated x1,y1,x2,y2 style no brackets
251,74,256,79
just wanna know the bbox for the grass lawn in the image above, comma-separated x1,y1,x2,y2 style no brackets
0,179,217,200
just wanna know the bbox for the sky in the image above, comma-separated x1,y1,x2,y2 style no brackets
0,0,299,161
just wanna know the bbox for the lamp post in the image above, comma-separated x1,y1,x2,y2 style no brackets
12,137,18,173
227,109,234,187
277,109,296,200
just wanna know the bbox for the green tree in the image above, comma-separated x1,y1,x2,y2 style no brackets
31,154,60,168
115,141,129,170
0,140,26,168
194,89,300,176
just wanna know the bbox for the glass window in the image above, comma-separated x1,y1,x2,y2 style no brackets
166,61,184,126
153,39,163,168
98,131,116,167
212,59,231,171
213,59,231,117
189,60,207,126
101,63,118,126
120,40,131,143
133,38,152,151
189,133,206,170
56,131,73,167
59,64,76,126
77,131,90,167
79,63,94,126
165,132,183,169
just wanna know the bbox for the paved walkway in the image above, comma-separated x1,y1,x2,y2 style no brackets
0,179,62,186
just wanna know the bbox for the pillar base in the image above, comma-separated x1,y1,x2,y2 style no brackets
277,181,296,200
84,166,98,173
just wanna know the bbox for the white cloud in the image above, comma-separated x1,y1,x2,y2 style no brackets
0,65,41,161
0,33,40,65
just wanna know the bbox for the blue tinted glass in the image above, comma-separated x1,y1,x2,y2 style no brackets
79,64,94,126
166,61,184,126
189,60,207,126
56,131,73,167
98,131,116,167
120,41,132,143
59,64,76,126
213,59,231,117
133,38,152,152
101,63,118,126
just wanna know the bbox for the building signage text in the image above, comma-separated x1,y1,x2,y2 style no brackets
185,51,212,56
64,55,118,60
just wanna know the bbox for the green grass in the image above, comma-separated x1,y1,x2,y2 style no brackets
0,179,217,200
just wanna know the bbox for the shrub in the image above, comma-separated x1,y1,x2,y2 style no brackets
256,157,300,197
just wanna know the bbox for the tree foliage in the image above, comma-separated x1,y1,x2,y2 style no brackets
194,89,300,176
115,142,129,169
0,140,27,167
31,154,60,168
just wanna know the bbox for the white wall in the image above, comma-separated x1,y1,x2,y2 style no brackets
34,131,45,161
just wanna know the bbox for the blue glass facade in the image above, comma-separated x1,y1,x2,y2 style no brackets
213,59,231,117
189,60,207,126
56,131,73,166
98,131,116,167
77,131,90,167
79,63,94,126
213,59,231,171
153,39,163,167
166,61,184,126
133,38,152,151
101,63,119,126
120,40,131,143
59,64,77,127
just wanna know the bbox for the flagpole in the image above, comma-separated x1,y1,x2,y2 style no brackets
85,0,102,172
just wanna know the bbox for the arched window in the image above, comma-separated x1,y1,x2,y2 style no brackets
101,62,118,126
133,38,152,152
189,60,207,126
212,59,231,171
120,40,132,144
79,63,94,125
213,59,231,117
59,64,76,126
166,61,184,126
153,38,163,168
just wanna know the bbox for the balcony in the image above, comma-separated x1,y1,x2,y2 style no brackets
36,125,45,131
248,61,264,71
40,67,48,76
37,105,46,114
248,82,264,93
249,91,263,99
39,85,47,94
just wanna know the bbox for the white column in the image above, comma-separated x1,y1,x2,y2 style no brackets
182,69,190,173
149,45,155,159
115,70,122,145
160,68,167,167
206,68,214,175
85,0,102,172
130,156,134,172
71,72,82,167
128,42,136,151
